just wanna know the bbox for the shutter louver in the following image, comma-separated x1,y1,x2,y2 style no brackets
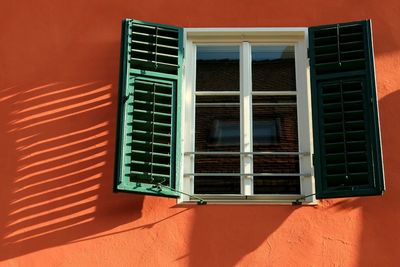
309,20,385,198
313,23,366,75
114,19,182,197
130,23,180,75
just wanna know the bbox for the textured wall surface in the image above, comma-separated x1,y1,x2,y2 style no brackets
1,0,400,266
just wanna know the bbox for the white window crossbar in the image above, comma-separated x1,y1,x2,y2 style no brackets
184,151,310,156
184,173,311,177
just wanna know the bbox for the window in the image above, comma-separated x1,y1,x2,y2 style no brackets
114,19,385,204
182,31,312,203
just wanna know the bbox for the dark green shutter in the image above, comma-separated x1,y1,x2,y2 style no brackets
309,20,385,198
114,19,183,197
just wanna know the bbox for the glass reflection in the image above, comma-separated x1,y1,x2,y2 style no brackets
252,45,296,91
196,46,240,91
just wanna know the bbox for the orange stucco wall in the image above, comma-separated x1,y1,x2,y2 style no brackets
1,1,400,266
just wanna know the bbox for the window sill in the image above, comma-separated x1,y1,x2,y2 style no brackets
178,194,318,205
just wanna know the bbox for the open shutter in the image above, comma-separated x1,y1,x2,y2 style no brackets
114,19,183,197
309,20,385,199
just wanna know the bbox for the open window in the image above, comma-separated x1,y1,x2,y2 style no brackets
114,19,385,204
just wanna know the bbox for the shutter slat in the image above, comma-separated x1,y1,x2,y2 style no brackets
130,174,170,181
131,150,170,157
131,31,178,40
133,109,172,117
133,100,172,108
131,48,179,59
134,89,172,98
130,171,170,179
309,20,385,198
314,35,337,43
340,32,363,39
132,129,171,137
131,140,171,147
132,119,171,127
131,160,170,168
130,57,179,67
131,40,178,51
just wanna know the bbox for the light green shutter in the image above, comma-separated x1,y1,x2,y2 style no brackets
309,20,385,198
114,19,183,197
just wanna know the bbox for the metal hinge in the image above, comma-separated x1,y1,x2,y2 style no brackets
152,183,207,205
292,193,316,205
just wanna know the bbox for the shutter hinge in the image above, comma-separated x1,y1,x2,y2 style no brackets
292,193,316,205
124,93,133,103
312,153,316,166
153,183,207,205
307,48,310,58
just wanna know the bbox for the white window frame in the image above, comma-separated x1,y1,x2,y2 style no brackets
179,28,315,204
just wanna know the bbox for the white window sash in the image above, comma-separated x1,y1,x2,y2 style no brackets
180,28,315,204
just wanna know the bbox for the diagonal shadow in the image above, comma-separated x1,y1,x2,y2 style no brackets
186,205,296,267
329,89,400,267
0,82,144,260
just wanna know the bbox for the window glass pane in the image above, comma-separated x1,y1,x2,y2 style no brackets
252,95,300,194
253,155,299,174
196,96,240,151
196,95,239,105
196,46,240,91
252,95,298,151
194,155,240,194
254,175,300,194
194,176,240,194
252,45,296,91
194,96,240,194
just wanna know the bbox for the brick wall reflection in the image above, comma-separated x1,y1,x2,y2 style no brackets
194,59,300,194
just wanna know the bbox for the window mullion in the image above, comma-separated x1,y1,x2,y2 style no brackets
295,40,315,203
184,41,196,200
240,42,253,196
